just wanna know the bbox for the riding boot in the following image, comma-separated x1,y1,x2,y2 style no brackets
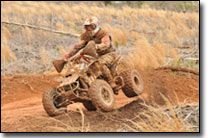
101,65,117,88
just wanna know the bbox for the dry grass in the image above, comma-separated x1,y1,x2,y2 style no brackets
22,27,32,43
2,26,12,39
1,2,198,57
126,93,197,132
1,36,17,63
127,37,170,69
1,2,198,71
168,45,178,60
102,24,127,46
42,107,90,132
126,106,194,132
56,45,66,58
39,47,49,66
56,21,63,30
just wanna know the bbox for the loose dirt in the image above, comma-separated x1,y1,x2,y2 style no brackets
1,68,199,132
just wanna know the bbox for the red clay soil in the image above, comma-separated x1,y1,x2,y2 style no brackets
139,68,199,105
1,69,199,132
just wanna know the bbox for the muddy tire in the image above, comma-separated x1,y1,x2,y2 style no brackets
88,79,115,112
82,101,96,111
120,69,143,98
42,88,67,116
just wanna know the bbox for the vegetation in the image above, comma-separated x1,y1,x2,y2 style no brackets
102,1,199,12
1,1,199,72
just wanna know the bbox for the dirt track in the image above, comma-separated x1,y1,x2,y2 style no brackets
1,69,199,132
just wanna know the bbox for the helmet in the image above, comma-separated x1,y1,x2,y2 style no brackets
83,16,101,34
83,16,101,27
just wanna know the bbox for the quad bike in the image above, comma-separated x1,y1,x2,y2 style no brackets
42,43,144,116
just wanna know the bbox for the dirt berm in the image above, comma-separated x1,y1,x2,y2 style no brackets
1,68,199,132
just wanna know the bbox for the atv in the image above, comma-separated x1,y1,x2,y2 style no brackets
42,43,144,116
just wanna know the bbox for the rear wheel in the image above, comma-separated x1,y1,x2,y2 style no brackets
42,88,67,116
88,79,115,112
120,69,143,98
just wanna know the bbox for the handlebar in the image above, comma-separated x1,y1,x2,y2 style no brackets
68,49,84,62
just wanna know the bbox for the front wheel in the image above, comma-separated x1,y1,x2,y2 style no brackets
42,88,67,116
88,79,115,112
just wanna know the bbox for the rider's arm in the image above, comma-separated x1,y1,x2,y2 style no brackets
65,40,86,59
65,31,91,59
95,34,111,52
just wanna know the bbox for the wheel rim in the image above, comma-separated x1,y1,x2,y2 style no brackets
100,86,113,106
132,71,143,92
133,76,140,88
52,91,65,108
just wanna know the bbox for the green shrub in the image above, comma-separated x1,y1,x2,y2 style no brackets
137,1,144,7
104,1,112,6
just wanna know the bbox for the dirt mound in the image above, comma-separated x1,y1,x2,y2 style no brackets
1,74,60,106
138,68,199,105
1,69,199,132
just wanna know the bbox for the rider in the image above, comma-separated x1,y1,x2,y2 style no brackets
65,16,116,87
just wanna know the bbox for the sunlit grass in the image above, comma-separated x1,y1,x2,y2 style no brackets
1,1,198,69
1,36,17,63
39,47,49,66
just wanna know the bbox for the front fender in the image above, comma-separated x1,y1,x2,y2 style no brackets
84,60,102,77
59,73,80,87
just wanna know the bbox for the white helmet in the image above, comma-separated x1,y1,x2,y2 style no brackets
83,16,100,26
83,16,101,34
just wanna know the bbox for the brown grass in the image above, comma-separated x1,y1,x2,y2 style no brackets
39,47,49,66
1,36,17,62
127,36,168,69
2,26,12,39
22,27,32,43
168,45,178,60
1,2,199,50
56,21,63,30
102,24,127,46
42,107,90,132
56,45,66,58
1,2,198,70
126,94,196,132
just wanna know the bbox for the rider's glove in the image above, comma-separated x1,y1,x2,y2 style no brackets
65,53,69,59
